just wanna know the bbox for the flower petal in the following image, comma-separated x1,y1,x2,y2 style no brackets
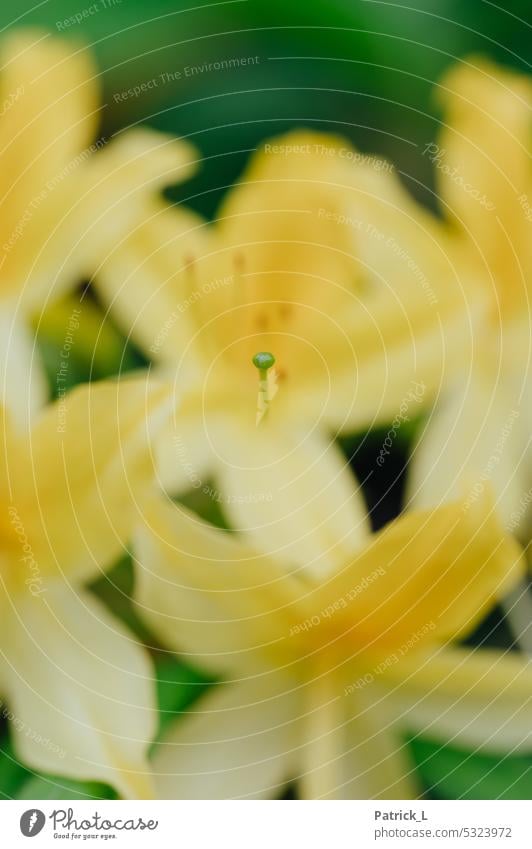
0,31,97,184
0,582,157,798
218,130,365,303
298,661,419,799
0,31,98,304
407,371,529,529
6,376,171,583
314,493,524,654
215,423,370,577
0,304,47,426
340,680,419,799
321,158,485,432
92,202,208,364
70,130,199,293
382,645,532,754
151,672,298,799
436,58,532,316
155,393,215,494
134,496,311,675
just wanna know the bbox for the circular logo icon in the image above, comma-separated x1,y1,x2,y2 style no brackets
20,809,46,837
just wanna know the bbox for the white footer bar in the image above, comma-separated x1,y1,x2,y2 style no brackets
2,799,529,848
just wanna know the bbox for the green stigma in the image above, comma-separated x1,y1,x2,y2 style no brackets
252,352,277,425
252,351,276,371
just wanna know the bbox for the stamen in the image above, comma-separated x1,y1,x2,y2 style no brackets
184,252,210,353
252,351,278,425
233,251,253,337
278,304,293,320
184,254,199,317
255,313,269,331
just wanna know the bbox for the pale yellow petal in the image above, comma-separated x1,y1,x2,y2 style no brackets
155,393,214,494
48,130,199,307
298,661,419,799
382,645,532,754
320,156,486,431
134,496,311,675
314,492,523,654
347,157,459,297
215,423,370,577
188,130,373,422
0,31,98,301
5,376,171,584
0,31,97,181
0,304,48,427
152,672,298,799
341,684,419,799
408,371,530,529
1,582,156,799
218,130,364,305
436,58,532,316
319,289,481,432
335,680,419,799
92,202,208,363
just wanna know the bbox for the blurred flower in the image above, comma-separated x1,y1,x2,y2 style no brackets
0,377,170,798
408,58,532,533
0,30,196,426
133,489,525,799
93,130,475,575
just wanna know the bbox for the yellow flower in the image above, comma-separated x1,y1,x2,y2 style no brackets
0,377,170,799
133,489,525,799
407,58,532,530
0,30,196,425
94,130,474,574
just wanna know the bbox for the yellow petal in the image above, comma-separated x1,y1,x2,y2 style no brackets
436,58,532,316
326,677,420,799
5,376,171,584
155,393,215,493
348,156,457,297
0,31,97,182
218,130,365,304
408,370,529,529
297,657,418,799
188,130,376,420
151,671,298,799
0,304,48,427
321,294,480,433
0,31,98,301
382,645,532,753
92,201,208,364
50,129,198,306
1,582,156,799
0,32,197,313
322,157,486,431
134,496,312,675
214,422,370,577
314,492,524,654
340,682,420,799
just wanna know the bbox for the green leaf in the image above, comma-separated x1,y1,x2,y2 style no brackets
178,482,232,531
89,556,156,645
409,736,532,800
35,292,148,397
154,654,214,741
0,738,32,799
16,775,117,800
0,731,117,800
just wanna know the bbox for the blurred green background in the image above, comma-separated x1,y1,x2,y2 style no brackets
1,0,531,801
5,0,531,217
